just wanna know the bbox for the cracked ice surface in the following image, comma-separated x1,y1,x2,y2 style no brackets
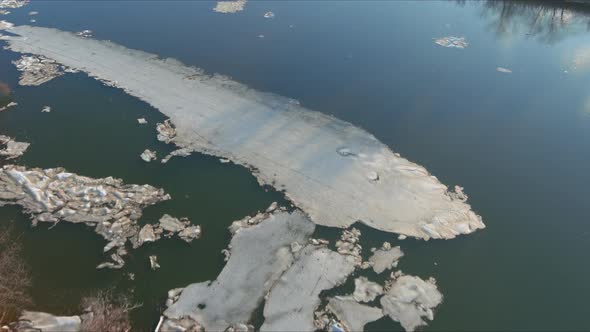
1,25,485,239
162,210,315,331
260,245,357,331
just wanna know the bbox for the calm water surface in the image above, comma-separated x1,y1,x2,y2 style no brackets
1,1,590,330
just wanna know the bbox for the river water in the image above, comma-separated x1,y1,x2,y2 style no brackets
1,1,589,330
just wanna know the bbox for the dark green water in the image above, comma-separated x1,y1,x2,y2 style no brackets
1,1,590,330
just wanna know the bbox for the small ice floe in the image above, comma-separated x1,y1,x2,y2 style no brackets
369,242,404,274
27,10,37,15
41,105,50,113
0,9,10,15
158,214,202,243
0,101,17,112
75,29,92,38
219,158,230,163
161,147,191,164
213,0,246,14
140,149,157,162
263,11,275,19
149,255,160,270
434,36,468,49
137,117,147,124
28,18,34,23
258,34,264,39
496,67,512,73
398,234,407,240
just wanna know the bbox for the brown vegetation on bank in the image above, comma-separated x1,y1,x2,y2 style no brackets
81,290,139,332
0,226,32,325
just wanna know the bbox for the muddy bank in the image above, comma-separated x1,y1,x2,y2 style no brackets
0,24,484,240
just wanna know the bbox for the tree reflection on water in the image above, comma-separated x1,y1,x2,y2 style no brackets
460,0,590,43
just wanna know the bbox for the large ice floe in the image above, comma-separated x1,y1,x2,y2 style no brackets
0,164,171,268
0,24,483,239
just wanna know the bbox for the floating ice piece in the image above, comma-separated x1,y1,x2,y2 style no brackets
434,36,468,49
0,25,485,240
137,224,158,246
0,101,17,112
213,0,246,13
162,209,315,331
140,149,157,162
27,10,37,15
28,18,34,23
496,67,512,73
149,255,160,270
137,117,147,124
156,214,201,242
369,242,404,274
41,105,51,113
326,296,384,332
381,274,443,331
75,29,92,38
0,135,29,159
263,11,274,19
161,147,191,164
158,214,186,233
0,9,10,14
